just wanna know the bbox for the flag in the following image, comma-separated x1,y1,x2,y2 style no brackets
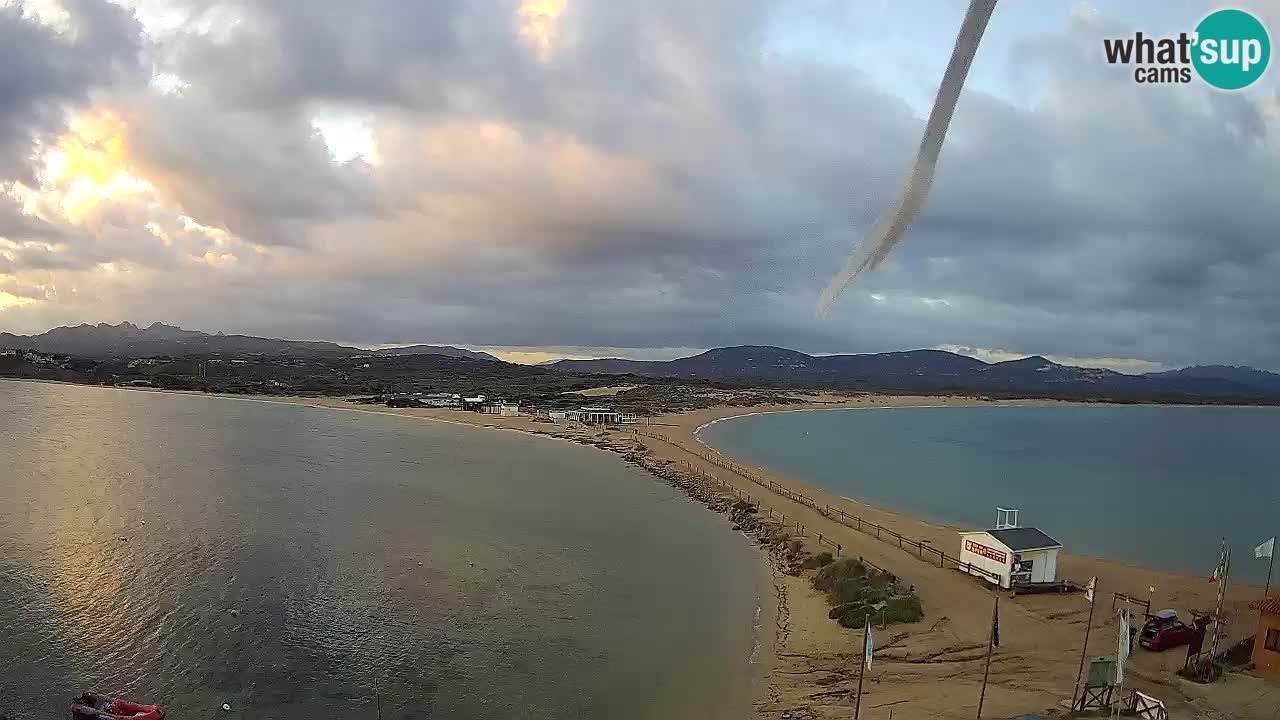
1210,539,1228,583
1116,608,1131,685
1257,537,1275,560
864,616,874,670
991,600,1000,648
1085,576,1096,605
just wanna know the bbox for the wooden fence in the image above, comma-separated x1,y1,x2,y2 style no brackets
631,429,1001,584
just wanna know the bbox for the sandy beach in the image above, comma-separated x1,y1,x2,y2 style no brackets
19,380,1272,718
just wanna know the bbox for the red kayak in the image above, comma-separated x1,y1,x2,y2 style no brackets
68,692,165,720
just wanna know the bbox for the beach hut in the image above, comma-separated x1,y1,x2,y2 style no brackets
959,526,1062,589
1248,595,1280,673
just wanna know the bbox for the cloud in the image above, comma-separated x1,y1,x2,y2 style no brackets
1,2,1280,371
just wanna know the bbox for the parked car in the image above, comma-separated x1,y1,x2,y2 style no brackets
1138,610,1211,652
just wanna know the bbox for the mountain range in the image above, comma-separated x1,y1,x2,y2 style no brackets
5,324,1280,403
550,346,1280,402
0,322,500,362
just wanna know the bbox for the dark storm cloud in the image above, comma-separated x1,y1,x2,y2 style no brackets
3,2,1280,371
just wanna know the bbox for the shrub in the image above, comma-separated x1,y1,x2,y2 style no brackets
832,577,867,605
814,552,834,567
837,605,872,628
884,595,924,623
814,558,866,592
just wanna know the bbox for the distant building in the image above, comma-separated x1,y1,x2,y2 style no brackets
408,392,461,408
565,407,638,425
480,401,520,416
461,395,487,411
1249,596,1280,673
959,526,1062,589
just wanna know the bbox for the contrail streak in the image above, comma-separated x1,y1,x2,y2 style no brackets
817,0,998,316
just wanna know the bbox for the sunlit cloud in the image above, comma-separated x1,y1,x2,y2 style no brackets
517,0,568,62
29,111,155,223
312,110,380,165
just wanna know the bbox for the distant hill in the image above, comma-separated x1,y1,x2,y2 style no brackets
0,322,498,362
1146,365,1280,393
371,345,499,362
551,346,1280,403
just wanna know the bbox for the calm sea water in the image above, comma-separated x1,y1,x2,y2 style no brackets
0,381,763,720
700,405,1280,582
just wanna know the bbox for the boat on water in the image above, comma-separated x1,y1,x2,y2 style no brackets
68,692,165,720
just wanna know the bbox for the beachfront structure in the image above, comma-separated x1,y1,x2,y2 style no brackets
959,526,1062,589
1249,596,1280,673
421,392,462,408
481,402,520,416
461,395,486,411
565,407,637,425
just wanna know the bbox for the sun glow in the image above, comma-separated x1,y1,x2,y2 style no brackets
518,0,568,62
37,111,155,223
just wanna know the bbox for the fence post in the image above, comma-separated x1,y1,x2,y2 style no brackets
837,543,842,556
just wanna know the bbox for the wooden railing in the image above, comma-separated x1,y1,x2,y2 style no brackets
631,429,1001,584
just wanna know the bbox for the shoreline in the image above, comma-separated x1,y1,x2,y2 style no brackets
654,397,1272,718
6,379,1274,717
688,401,1276,582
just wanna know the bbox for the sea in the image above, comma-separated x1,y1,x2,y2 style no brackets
699,404,1280,583
0,381,764,720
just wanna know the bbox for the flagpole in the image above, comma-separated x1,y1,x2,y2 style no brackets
1266,545,1274,597
977,595,997,720
855,621,868,720
1071,581,1097,711
1113,607,1128,719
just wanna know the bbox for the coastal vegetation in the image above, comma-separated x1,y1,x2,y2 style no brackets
813,557,923,628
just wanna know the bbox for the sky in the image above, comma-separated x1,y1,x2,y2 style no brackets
1,0,1279,371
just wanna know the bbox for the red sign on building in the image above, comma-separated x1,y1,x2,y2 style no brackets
965,539,1008,565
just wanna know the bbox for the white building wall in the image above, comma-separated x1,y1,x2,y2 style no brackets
1042,548,1058,583
959,532,1012,588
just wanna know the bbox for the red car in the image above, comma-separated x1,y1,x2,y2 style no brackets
1138,610,1211,652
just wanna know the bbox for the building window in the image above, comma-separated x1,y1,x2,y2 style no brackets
1267,628,1280,652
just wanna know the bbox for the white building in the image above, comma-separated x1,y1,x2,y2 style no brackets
565,407,638,424
959,526,1062,589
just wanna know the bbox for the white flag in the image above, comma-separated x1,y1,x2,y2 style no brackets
1085,576,1096,605
864,615,874,670
1116,608,1131,685
1257,537,1275,560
